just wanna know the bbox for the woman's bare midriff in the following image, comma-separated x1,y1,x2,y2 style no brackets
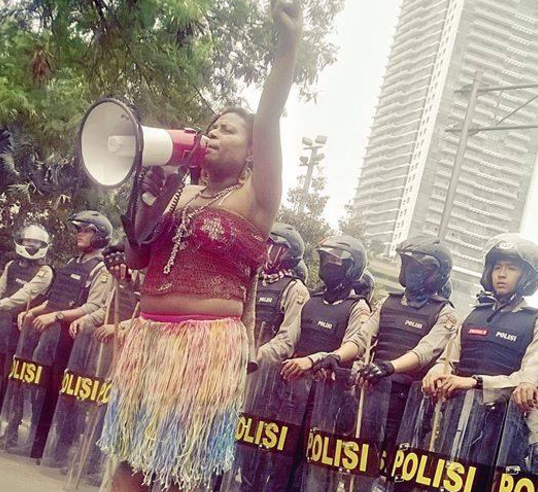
140,294,244,317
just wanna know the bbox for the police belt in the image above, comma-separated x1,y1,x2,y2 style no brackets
306,427,382,478
390,445,491,492
59,369,112,405
235,412,302,456
8,356,52,387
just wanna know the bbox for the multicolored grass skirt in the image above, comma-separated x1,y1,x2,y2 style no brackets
98,313,249,490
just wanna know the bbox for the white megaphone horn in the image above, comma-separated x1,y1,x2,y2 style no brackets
79,98,208,205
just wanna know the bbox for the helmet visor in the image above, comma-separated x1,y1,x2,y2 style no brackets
318,247,353,266
265,241,290,272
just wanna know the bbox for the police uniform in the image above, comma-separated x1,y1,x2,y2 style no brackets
352,293,458,456
0,250,112,457
256,275,310,364
264,294,372,492
0,260,53,406
429,299,538,391
0,260,53,312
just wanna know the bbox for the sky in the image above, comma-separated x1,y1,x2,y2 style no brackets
245,0,402,226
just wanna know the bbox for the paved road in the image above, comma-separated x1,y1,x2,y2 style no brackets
0,453,99,492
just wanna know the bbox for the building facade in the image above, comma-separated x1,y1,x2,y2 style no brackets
355,0,538,312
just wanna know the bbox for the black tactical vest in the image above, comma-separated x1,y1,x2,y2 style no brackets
254,276,296,348
376,293,447,384
458,304,538,377
295,293,361,366
4,260,41,298
47,256,103,311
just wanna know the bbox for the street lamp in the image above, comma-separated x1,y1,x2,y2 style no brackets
298,135,327,215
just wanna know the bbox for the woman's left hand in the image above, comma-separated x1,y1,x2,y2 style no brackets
281,356,312,381
272,0,303,45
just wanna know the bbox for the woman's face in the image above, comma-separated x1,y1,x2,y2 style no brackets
204,112,251,176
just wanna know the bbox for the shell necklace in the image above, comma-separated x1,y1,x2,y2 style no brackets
163,183,242,274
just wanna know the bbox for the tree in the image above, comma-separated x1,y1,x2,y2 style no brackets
278,168,333,288
0,0,345,266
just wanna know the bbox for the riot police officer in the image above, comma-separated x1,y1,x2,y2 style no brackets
269,235,373,492
255,222,310,364
0,223,53,312
0,224,53,405
424,234,538,404
0,210,113,457
319,236,457,468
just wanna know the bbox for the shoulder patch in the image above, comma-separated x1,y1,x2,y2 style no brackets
297,295,306,305
443,314,458,330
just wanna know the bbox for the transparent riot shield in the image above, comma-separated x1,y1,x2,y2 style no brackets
41,328,113,477
0,312,15,406
491,397,538,492
43,280,138,489
302,370,391,492
388,383,508,492
222,362,313,492
0,317,61,457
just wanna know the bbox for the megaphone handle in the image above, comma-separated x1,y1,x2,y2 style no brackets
141,192,157,207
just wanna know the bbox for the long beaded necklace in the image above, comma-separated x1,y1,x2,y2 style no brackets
163,183,242,274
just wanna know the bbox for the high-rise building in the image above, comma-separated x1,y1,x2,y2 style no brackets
355,0,538,313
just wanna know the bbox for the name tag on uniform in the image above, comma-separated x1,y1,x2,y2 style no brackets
70,274,82,281
468,328,488,336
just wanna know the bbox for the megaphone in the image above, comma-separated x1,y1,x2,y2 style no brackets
79,98,208,203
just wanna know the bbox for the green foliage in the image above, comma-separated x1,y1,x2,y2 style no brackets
278,168,333,288
0,0,345,268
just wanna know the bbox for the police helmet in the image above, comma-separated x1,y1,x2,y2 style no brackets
438,279,452,300
397,235,453,295
316,235,368,285
481,233,538,297
69,210,113,249
354,270,375,303
14,224,51,260
269,222,305,270
294,259,309,284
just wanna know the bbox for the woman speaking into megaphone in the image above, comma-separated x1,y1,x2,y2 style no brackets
97,2,303,491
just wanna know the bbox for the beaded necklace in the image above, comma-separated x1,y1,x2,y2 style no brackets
163,183,242,274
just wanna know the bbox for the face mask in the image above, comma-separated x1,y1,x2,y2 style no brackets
319,263,347,290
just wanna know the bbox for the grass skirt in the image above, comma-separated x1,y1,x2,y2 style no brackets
97,315,249,490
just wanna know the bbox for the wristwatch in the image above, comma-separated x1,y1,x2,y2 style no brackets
471,375,483,390
55,311,65,322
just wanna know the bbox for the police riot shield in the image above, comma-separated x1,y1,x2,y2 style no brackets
43,279,138,489
302,370,391,492
0,312,16,406
222,361,313,492
388,383,508,492
0,316,61,457
41,328,113,476
491,397,538,492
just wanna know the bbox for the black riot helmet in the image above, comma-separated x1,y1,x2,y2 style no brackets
294,259,309,284
438,279,452,300
353,269,375,303
266,222,305,272
69,210,113,250
316,235,368,290
397,235,453,296
481,233,538,297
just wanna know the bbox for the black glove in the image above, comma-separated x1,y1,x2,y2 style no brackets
103,243,128,273
359,361,395,385
313,353,342,373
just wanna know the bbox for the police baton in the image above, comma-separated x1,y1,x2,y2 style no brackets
428,339,454,452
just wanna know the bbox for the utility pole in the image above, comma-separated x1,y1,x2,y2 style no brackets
438,71,482,240
298,135,327,215
439,74,538,241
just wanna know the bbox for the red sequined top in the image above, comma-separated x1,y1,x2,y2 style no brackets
142,207,267,302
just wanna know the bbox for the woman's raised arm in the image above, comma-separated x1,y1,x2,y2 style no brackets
251,0,303,215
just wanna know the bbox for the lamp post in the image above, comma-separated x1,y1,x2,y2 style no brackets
298,135,327,215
